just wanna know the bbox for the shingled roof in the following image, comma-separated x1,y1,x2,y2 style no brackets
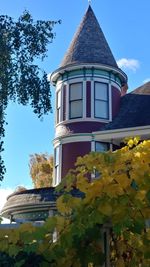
103,82,150,130
131,81,150,95
60,5,118,68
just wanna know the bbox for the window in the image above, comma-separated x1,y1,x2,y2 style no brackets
95,142,109,152
54,146,60,185
69,83,83,119
94,82,109,119
56,90,61,124
94,142,109,178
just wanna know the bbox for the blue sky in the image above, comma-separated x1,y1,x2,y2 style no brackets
0,0,150,195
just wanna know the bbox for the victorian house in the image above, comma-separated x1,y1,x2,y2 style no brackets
1,4,150,224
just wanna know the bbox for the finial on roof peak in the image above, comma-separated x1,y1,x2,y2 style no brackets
88,0,92,5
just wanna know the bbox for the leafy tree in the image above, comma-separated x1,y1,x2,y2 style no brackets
0,139,150,267
55,138,150,266
0,11,60,181
29,153,53,188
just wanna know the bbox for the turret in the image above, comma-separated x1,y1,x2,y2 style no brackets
51,5,127,185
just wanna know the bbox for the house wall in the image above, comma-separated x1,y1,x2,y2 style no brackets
61,141,91,178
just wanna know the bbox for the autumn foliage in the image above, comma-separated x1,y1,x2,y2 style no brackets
0,139,150,267
29,154,53,188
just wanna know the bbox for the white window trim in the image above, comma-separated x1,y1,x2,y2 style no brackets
91,139,95,152
56,90,61,124
55,77,119,125
67,78,86,120
66,81,69,121
109,82,112,121
53,144,62,187
59,144,62,185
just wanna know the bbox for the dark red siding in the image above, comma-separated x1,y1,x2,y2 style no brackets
62,142,91,178
111,86,121,118
86,81,91,117
63,85,66,121
64,121,105,134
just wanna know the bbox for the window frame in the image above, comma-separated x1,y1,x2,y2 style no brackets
94,82,109,120
56,90,61,124
94,142,109,179
69,82,83,119
54,146,60,186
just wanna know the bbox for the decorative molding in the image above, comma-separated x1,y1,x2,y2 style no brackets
53,125,150,147
93,126,150,145
50,63,127,86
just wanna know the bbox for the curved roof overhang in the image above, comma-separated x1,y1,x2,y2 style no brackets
50,63,127,86
1,187,58,220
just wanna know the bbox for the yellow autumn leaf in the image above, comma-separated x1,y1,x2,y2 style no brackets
136,190,146,201
57,195,72,214
103,184,124,197
127,139,134,148
133,136,140,145
116,257,125,267
77,176,89,193
134,152,141,158
115,173,131,189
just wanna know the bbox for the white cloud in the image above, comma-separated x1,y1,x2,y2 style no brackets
117,58,140,72
0,188,13,224
143,78,150,84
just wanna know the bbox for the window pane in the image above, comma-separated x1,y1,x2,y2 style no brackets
95,142,108,152
55,166,59,185
70,83,82,100
55,146,59,165
57,91,61,108
70,100,82,118
95,82,108,100
95,100,108,119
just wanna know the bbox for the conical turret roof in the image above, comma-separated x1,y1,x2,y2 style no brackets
60,5,118,68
